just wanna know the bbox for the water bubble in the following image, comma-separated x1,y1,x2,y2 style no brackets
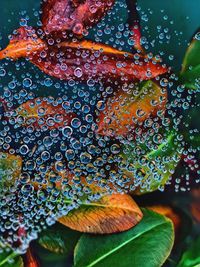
23,78,32,88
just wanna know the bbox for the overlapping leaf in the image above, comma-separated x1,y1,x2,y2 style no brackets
74,209,174,267
121,131,182,193
9,98,76,130
58,193,143,234
41,0,115,36
147,205,181,234
0,244,23,267
97,80,167,136
38,223,81,255
180,31,200,90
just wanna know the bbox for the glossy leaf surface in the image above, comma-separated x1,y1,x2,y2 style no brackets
0,245,23,267
180,32,200,90
74,209,174,267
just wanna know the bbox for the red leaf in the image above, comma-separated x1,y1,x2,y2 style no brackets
41,0,115,36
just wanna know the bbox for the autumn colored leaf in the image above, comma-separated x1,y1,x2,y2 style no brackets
0,30,168,83
0,27,46,60
0,152,22,187
74,209,174,267
58,193,143,234
23,248,39,267
97,80,167,137
31,166,142,234
126,0,144,52
41,0,115,36
8,98,76,130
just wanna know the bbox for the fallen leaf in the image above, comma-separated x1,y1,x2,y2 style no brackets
0,27,46,60
0,35,168,83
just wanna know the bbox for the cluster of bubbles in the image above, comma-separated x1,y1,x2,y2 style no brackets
0,0,199,253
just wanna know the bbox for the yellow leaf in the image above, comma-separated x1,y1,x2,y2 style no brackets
0,152,22,187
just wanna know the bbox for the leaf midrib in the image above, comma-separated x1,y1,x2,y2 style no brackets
62,198,138,213
75,220,170,267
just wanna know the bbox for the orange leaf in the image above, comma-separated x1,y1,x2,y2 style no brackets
0,27,46,60
190,188,200,224
58,193,143,234
24,248,39,267
97,80,167,136
0,31,168,83
147,205,181,232
11,98,76,130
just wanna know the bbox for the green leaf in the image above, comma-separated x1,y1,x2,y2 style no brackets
74,209,174,267
121,131,182,193
0,246,23,267
177,237,200,267
38,223,81,255
180,33,200,90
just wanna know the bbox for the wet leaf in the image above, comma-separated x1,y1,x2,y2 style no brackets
0,152,22,187
0,34,168,82
74,209,174,267
0,245,23,267
0,27,46,60
177,237,200,267
121,132,182,193
38,223,81,255
97,80,167,137
58,193,143,234
180,31,200,90
41,0,115,36
10,98,76,130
